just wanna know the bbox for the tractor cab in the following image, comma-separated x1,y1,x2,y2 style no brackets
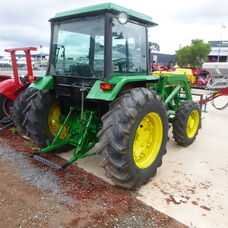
48,3,157,84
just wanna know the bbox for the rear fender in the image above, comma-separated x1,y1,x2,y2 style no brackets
86,75,160,101
0,75,11,82
14,82,32,97
0,79,22,101
29,76,54,90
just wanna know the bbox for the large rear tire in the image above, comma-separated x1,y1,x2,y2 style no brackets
0,93,13,122
23,90,69,150
98,88,168,189
172,100,200,146
12,87,37,133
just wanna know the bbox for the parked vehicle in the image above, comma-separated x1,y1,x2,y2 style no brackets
0,56,12,67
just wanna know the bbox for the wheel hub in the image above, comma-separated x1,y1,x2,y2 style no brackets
186,110,199,138
48,103,68,139
133,112,163,169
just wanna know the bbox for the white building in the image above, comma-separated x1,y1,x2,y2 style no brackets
208,40,228,62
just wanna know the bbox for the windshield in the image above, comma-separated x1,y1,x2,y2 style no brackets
49,16,104,78
112,18,147,74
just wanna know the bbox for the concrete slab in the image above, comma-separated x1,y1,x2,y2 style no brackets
60,90,228,228
60,145,112,184
137,94,228,228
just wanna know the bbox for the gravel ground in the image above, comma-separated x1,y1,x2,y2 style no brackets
0,144,75,207
0,146,74,227
0,129,187,228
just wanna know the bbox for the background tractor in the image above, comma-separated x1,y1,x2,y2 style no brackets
0,47,37,126
13,3,201,189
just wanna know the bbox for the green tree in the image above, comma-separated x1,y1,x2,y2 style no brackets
175,39,211,68
149,42,160,52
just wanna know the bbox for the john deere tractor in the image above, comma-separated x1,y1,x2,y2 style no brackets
13,3,200,189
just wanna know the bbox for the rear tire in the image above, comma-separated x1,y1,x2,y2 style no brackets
0,93,13,122
24,90,71,152
12,87,37,133
173,100,200,146
98,88,168,189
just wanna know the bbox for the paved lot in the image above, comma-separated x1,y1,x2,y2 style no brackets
137,92,228,228
61,90,228,228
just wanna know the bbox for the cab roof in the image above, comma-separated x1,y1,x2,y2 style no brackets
50,2,157,27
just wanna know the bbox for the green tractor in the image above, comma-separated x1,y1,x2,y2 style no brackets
14,3,200,189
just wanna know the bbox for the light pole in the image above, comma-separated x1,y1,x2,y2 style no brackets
40,45,43,59
217,25,226,62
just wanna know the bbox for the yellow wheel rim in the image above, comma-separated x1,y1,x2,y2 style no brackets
48,103,68,139
133,112,163,169
186,110,199,138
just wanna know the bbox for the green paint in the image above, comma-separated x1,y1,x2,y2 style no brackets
51,2,156,26
39,108,100,166
163,74,192,101
86,75,160,101
150,74,191,99
86,73,192,103
29,76,54,90
164,84,182,104
149,73,192,116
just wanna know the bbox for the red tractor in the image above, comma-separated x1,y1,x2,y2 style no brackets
0,47,37,124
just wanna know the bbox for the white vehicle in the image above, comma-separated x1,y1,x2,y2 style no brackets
17,57,37,68
203,62,228,76
17,57,27,67
0,57,12,67
203,62,228,89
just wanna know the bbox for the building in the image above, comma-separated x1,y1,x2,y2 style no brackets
0,52,49,68
208,40,228,62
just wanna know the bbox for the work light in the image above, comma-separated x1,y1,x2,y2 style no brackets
118,12,128,24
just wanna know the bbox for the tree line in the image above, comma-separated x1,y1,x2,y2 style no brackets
150,39,211,68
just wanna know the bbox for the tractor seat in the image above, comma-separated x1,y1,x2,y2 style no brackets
69,64,93,77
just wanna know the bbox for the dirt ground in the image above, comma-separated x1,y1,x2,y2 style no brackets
0,160,74,228
0,128,186,228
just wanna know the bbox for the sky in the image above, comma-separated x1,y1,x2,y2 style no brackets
0,0,228,55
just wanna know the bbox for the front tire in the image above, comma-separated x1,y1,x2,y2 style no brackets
98,88,168,189
173,100,200,146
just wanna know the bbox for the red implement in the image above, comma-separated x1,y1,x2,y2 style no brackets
0,47,37,100
0,47,37,121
